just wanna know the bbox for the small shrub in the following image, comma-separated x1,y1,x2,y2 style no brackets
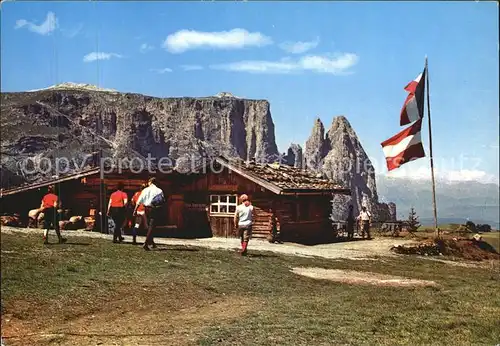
465,221,477,232
407,208,421,233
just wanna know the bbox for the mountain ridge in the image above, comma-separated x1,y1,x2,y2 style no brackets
377,176,500,228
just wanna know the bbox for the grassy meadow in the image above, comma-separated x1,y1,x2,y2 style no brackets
1,231,499,346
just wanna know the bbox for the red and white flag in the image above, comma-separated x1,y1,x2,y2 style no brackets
381,118,426,171
400,67,426,126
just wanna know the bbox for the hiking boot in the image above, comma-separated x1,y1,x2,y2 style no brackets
58,238,67,244
142,244,151,251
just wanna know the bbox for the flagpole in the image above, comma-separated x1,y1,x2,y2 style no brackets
425,56,439,237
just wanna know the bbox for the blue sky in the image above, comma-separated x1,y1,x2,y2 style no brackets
1,1,498,184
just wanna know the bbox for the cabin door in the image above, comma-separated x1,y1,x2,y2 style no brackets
168,194,184,229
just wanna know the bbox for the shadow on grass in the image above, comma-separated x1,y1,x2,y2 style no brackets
153,247,200,252
44,242,91,246
246,253,278,259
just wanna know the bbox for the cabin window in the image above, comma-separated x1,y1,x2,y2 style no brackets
209,194,238,216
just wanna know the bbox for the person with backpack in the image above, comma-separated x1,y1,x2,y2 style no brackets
40,185,67,244
133,177,165,251
107,182,128,243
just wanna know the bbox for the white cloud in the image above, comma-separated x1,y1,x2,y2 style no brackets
83,52,122,63
163,28,273,53
446,170,498,184
15,11,58,35
210,53,359,75
212,59,296,74
181,65,204,71
140,43,154,53
150,68,173,74
279,37,320,54
385,167,498,184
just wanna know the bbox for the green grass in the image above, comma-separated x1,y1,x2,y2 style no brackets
1,232,500,346
417,223,463,232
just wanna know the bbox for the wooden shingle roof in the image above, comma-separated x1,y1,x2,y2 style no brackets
215,156,350,195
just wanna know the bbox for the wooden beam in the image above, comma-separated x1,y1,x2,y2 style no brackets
215,157,283,195
1,168,100,197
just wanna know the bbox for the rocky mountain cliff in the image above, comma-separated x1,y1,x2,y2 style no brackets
304,116,395,221
0,85,278,188
285,143,303,169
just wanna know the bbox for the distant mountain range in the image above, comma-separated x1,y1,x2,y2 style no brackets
376,177,500,229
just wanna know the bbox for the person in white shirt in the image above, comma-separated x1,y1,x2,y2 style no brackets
357,206,372,239
234,194,253,256
134,177,165,251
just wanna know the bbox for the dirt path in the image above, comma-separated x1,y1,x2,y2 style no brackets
1,226,415,260
291,267,439,287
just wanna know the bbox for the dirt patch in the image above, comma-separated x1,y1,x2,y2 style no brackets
3,296,258,345
2,284,257,346
291,267,439,288
392,238,500,261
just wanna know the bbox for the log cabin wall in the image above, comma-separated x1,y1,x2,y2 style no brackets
177,164,335,243
174,165,275,239
1,171,172,226
2,162,340,244
275,195,334,244
1,189,47,219
79,171,176,227
1,179,93,219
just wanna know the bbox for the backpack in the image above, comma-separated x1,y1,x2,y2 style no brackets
151,191,166,208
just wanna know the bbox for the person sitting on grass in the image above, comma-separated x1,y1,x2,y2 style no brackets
40,185,67,245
